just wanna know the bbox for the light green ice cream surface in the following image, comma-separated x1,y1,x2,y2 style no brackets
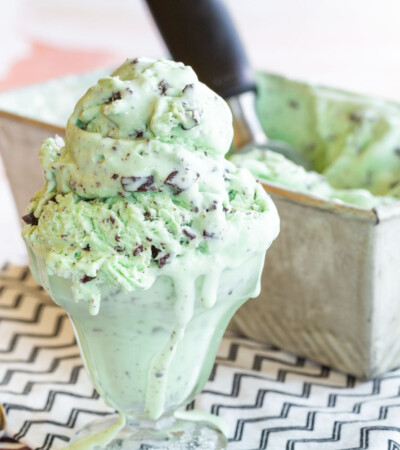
231,72,400,209
22,57,279,314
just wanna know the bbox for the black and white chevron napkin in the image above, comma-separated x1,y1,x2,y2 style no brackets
1,265,400,450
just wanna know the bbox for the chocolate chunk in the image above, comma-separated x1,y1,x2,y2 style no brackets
158,254,170,268
181,108,200,130
133,245,144,256
48,194,57,204
349,112,362,123
207,201,218,212
22,212,38,226
183,228,196,240
115,234,121,242
158,79,169,95
121,175,154,192
82,244,91,251
151,245,161,259
112,91,121,101
203,230,216,239
182,83,194,93
81,275,96,284
164,170,180,192
164,169,199,194
111,173,119,180
390,180,400,189
135,130,144,138
114,246,125,253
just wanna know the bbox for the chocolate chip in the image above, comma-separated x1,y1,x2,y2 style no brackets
183,228,196,240
394,148,400,157
203,230,216,238
158,254,170,268
288,100,299,109
155,372,164,378
133,245,143,256
164,170,199,194
114,246,125,253
349,112,362,123
144,211,152,220
48,194,57,204
112,146,118,151
135,130,144,138
81,275,96,284
164,170,180,192
158,80,169,95
181,108,200,130
207,201,218,212
111,173,119,180
112,91,121,101
132,57,139,64
390,180,400,189
151,245,161,259
115,234,121,242
22,212,38,225
121,175,154,192
182,83,194,93
110,216,115,224
82,244,91,251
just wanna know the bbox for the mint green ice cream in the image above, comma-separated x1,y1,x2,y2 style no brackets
230,73,400,209
23,58,279,313
22,58,279,445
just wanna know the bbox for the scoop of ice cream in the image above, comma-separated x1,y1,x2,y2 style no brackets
42,58,233,199
23,58,279,314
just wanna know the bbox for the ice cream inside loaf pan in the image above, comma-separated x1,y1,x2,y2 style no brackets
231,73,400,209
2,69,400,209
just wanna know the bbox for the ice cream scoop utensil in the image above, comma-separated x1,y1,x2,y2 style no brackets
145,0,310,168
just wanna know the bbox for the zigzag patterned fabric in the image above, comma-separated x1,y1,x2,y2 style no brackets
1,265,400,450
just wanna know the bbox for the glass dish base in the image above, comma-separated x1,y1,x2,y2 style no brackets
70,413,227,449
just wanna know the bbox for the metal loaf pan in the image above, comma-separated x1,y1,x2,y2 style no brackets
230,186,400,378
1,71,400,378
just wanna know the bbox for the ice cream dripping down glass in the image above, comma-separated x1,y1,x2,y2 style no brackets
22,54,279,448
28,250,274,448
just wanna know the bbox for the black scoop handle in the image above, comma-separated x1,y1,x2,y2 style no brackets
144,0,256,98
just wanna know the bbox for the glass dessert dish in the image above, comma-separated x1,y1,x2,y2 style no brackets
28,250,266,448
22,57,280,448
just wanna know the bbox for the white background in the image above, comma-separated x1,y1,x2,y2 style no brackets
1,0,400,263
